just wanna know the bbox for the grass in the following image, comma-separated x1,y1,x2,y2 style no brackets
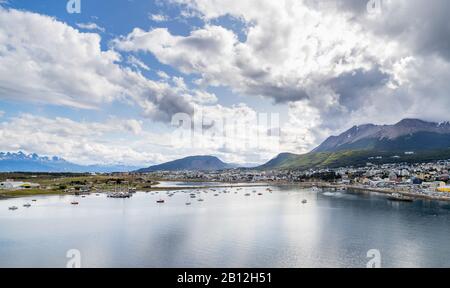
0,188,65,197
267,149,450,170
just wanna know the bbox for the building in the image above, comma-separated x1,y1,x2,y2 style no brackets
436,182,450,193
0,181,40,190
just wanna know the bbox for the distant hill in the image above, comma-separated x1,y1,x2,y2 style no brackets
136,155,235,173
259,119,450,170
0,152,138,173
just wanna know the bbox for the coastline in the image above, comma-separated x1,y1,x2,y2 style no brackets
310,182,450,202
2,180,450,203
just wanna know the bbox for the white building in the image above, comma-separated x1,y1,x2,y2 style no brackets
0,181,40,190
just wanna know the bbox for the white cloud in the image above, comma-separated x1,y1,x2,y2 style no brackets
0,114,155,165
2,2,449,164
157,70,170,79
149,13,169,22
0,8,121,109
76,22,105,32
0,8,198,122
115,0,450,150
0,110,282,166
113,2,398,112
127,55,150,71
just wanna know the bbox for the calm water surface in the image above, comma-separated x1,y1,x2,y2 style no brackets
1,185,450,268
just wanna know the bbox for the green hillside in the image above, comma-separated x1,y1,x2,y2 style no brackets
260,149,450,170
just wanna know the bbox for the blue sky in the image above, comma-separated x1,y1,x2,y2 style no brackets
0,0,449,166
2,0,268,119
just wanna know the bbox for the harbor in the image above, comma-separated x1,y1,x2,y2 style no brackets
2,184,450,268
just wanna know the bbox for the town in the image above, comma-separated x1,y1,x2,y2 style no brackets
1,159,450,202
144,159,450,201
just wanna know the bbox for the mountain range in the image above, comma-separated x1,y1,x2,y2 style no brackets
259,119,450,170
135,155,236,173
0,152,138,173
3,118,450,173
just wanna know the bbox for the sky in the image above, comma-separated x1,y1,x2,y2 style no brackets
0,0,449,167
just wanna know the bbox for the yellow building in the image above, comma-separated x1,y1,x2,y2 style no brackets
437,182,450,193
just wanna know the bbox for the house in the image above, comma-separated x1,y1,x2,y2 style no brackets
0,181,40,190
437,182,450,193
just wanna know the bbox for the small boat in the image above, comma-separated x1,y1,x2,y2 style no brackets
245,193,251,196
258,193,263,196
8,206,18,210
214,194,219,197
198,198,204,202
387,193,414,202
185,202,192,206
156,199,165,204
71,202,79,205
32,199,37,202
302,199,307,204
23,203,32,208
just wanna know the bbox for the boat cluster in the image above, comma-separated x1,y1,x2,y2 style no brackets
151,186,276,206
7,186,285,211
107,192,133,198
8,201,34,210
107,187,137,199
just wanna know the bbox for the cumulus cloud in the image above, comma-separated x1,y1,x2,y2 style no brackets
127,55,150,71
114,1,396,115
0,114,156,165
2,2,449,164
115,0,450,144
0,8,195,122
76,22,105,32
0,109,294,166
149,13,169,22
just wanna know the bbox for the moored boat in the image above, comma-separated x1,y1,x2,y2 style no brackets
387,193,414,202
